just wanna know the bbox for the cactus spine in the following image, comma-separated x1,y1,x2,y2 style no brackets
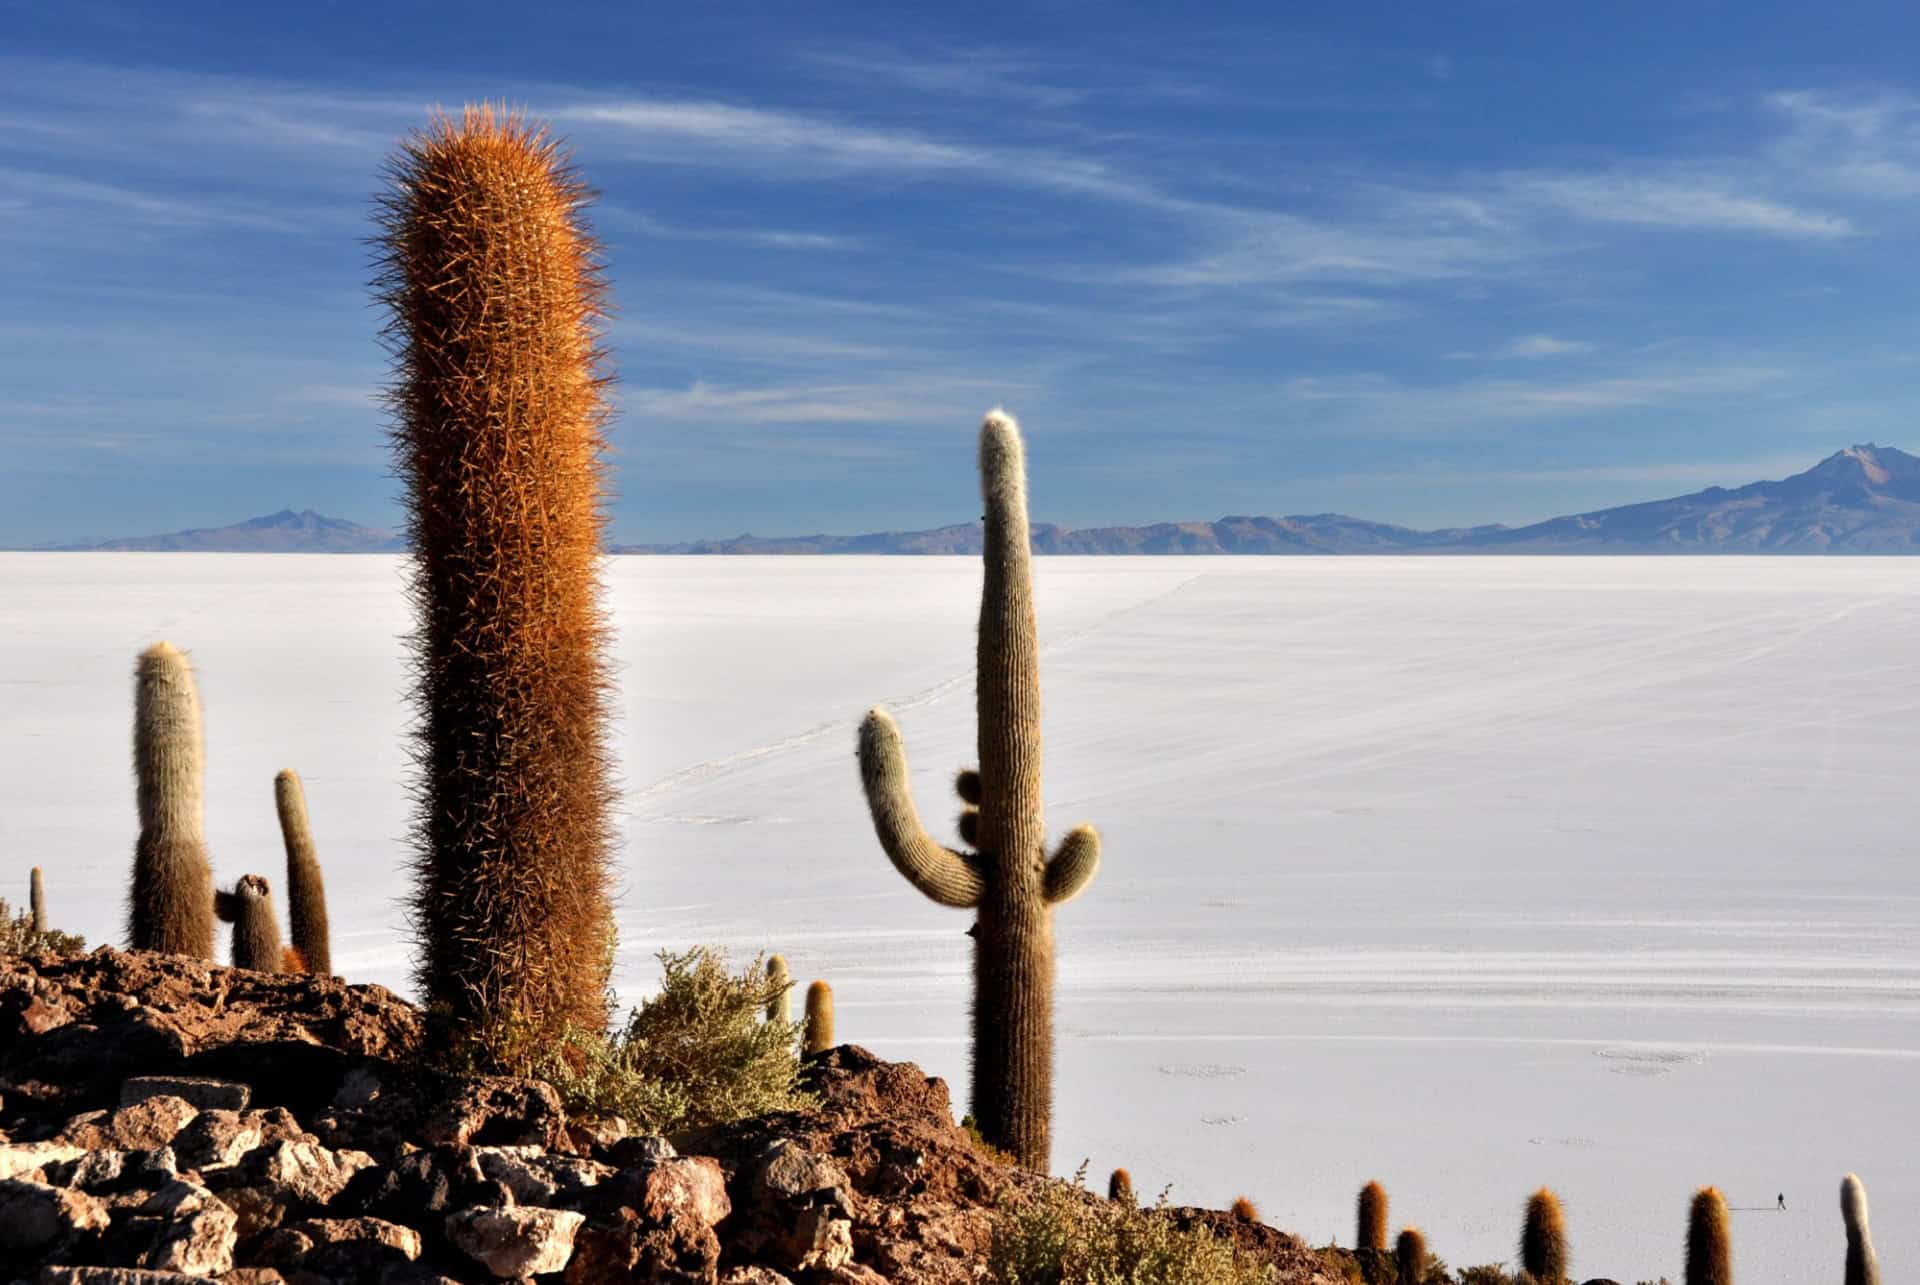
1108,1168,1134,1204
274,769,331,976
215,875,284,972
1395,1227,1426,1285
1521,1186,1568,1284
29,867,45,935
1842,1173,1878,1285
1357,1180,1389,1252
857,410,1100,1169
766,955,792,1024
1685,1187,1731,1285
804,980,834,1056
377,107,617,1052
129,641,215,957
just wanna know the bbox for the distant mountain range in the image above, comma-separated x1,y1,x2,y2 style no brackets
26,445,1920,555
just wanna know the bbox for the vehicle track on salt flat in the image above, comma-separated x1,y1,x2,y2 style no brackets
625,570,1211,812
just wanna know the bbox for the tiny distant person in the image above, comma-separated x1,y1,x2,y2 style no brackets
1778,1192,1786,1211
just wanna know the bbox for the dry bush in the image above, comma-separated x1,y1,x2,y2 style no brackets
0,898,85,957
990,1165,1276,1284
519,946,815,1135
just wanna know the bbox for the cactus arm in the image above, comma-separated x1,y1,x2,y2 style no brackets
1043,824,1100,905
858,709,985,909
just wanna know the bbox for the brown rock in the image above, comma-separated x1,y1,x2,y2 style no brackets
62,1095,198,1151
717,1270,794,1285
171,1110,263,1169
446,1205,586,1278
0,1140,85,1181
120,1076,250,1112
141,1184,238,1276
244,1137,371,1204
778,1206,854,1273
636,1156,731,1227
255,1215,423,1276
35,1270,224,1284
564,1206,721,1285
0,1176,110,1252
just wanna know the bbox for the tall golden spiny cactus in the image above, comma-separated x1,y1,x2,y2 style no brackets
857,410,1100,1169
129,641,215,957
1842,1173,1878,1285
766,954,792,1024
1686,1186,1731,1285
376,106,616,1049
29,867,45,935
275,769,332,975
1357,1180,1389,1252
1521,1186,1568,1284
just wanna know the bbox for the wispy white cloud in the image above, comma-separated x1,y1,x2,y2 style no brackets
1767,88,1920,199
622,376,1032,426
1497,334,1593,359
801,45,1088,110
1281,362,1794,435
1500,171,1856,239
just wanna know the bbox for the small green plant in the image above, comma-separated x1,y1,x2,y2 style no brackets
988,1165,1276,1285
1458,1266,1516,1285
961,1115,1019,1167
0,898,85,957
517,946,814,1135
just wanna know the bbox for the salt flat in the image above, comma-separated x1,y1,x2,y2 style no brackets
4,553,1917,1280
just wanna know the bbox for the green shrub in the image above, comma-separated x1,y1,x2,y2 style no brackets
989,1165,1276,1284
1459,1267,1516,1285
0,898,85,957
522,946,815,1135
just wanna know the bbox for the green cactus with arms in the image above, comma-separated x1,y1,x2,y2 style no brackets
857,409,1100,1170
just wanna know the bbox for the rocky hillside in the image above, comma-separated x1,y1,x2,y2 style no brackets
0,950,1339,1284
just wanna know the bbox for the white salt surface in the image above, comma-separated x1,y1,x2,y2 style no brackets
4,553,1917,1280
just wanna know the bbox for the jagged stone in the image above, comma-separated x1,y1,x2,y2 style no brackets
35,1270,223,1284
255,1215,423,1276
243,1137,371,1204
0,1176,111,1252
141,1183,237,1276
604,1134,676,1169
718,1270,795,1285
778,1206,854,1273
171,1109,263,1169
47,1148,125,1190
446,1205,585,1278
120,1076,250,1112
61,1095,198,1151
473,1145,610,1207
563,1206,721,1285
1,1140,86,1181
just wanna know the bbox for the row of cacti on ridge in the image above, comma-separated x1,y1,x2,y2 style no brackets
127,638,332,975
1096,1172,1879,1284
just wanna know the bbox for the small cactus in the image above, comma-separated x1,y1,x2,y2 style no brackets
275,769,332,976
1230,1196,1260,1222
1395,1227,1427,1285
29,867,45,935
766,955,793,1024
129,641,215,957
804,980,834,1056
1842,1173,1878,1285
1357,1180,1389,1252
1108,1168,1134,1204
1685,1187,1731,1285
215,874,283,972
1521,1186,1568,1284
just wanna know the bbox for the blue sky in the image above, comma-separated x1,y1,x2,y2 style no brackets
5,1,1920,544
